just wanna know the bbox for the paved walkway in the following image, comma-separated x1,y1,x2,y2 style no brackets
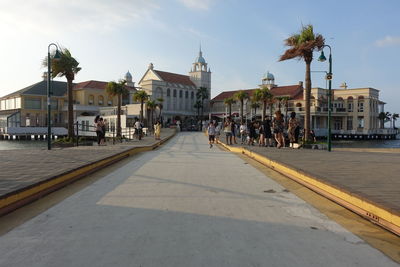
0,132,397,266
0,129,175,199
225,142,400,216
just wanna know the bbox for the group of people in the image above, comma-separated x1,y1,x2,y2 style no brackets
207,111,304,149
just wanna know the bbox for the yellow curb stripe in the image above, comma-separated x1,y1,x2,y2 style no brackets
0,132,175,213
219,142,400,236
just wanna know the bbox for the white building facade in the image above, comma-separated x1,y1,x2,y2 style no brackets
137,49,211,123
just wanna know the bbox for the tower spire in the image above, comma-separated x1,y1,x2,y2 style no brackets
199,42,202,56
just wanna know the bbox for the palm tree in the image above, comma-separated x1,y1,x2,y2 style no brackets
133,90,149,124
378,111,392,128
194,100,202,120
44,48,81,138
156,98,164,120
378,112,386,129
223,97,235,118
250,101,260,119
281,96,291,125
146,100,157,131
250,93,261,120
196,87,209,119
392,113,399,129
279,24,325,141
385,112,392,128
106,80,128,137
255,87,273,121
268,94,275,118
233,90,248,123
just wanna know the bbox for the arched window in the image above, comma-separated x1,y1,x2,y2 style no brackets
88,95,94,105
155,87,163,99
167,88,171,97
296,102,302,107
191,91,194,99
107,98,113,106
173,89,177,97
179,90,183,98
185,91,188,99
98,95,104,105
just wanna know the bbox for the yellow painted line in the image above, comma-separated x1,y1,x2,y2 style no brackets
219,142,400,235
0,133,175,213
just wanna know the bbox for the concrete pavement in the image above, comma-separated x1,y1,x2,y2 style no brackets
0,132,398,267
220,141,400,235
0,129,175,215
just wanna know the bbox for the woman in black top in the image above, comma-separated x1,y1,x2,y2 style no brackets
263,117,273,147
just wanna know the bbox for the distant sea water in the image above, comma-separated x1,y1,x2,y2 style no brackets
333,138,400,149
0,135,399,150
0,140,47,150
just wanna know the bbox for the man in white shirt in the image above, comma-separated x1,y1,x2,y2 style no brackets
134,118,142,140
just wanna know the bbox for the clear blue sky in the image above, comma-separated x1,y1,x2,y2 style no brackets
0,0,399,114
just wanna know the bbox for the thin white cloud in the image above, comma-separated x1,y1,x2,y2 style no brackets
375,36,400,47
178,0,215,10
0,0,160,35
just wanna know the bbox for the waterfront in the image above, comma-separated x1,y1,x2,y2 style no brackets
0,140,47,150
0,136,399,150
333,137,400,148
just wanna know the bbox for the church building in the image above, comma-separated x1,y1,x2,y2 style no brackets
137,48,211,124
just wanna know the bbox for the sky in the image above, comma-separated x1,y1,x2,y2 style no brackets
0,0,399,114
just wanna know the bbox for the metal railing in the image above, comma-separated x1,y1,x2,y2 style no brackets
74,122,150,146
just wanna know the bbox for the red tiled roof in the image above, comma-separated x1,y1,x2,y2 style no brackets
212,85,303,101
74,80,135,90
270,85,303,99
154,70,196,86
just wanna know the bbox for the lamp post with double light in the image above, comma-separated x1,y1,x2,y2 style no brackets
318,45,333,152
47,43,61,150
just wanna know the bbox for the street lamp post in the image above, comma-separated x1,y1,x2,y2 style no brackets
47,43,61,150
318,45,333,152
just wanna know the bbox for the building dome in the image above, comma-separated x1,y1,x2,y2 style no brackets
125,71,132,81
195,53,206,64
263,71,274,81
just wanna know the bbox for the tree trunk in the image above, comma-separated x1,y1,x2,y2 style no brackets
228,105,232,118
262,101,267,121
270,103,273,118
140,102,144,123
285,102,289,128
240,100,244,123
67,78,74,138
304,60,312,142
117,94,121,137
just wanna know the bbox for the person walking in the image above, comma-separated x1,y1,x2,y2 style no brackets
154,120,161,140
248,119,256,146
273,111,285,148
207,121,216,148
94,115,102,146
231,120,238,144
96,117,106,145
288,112,299,148
239,121,247,145
263,116,273,147
224,118,232,145
258,120,265,147
134,117,142,140
215,122,221,144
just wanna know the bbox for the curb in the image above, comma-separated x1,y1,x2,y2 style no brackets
218,142,400,236
0,132,176,217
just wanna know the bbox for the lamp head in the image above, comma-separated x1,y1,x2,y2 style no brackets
53,49,62,61
318,50,326,62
